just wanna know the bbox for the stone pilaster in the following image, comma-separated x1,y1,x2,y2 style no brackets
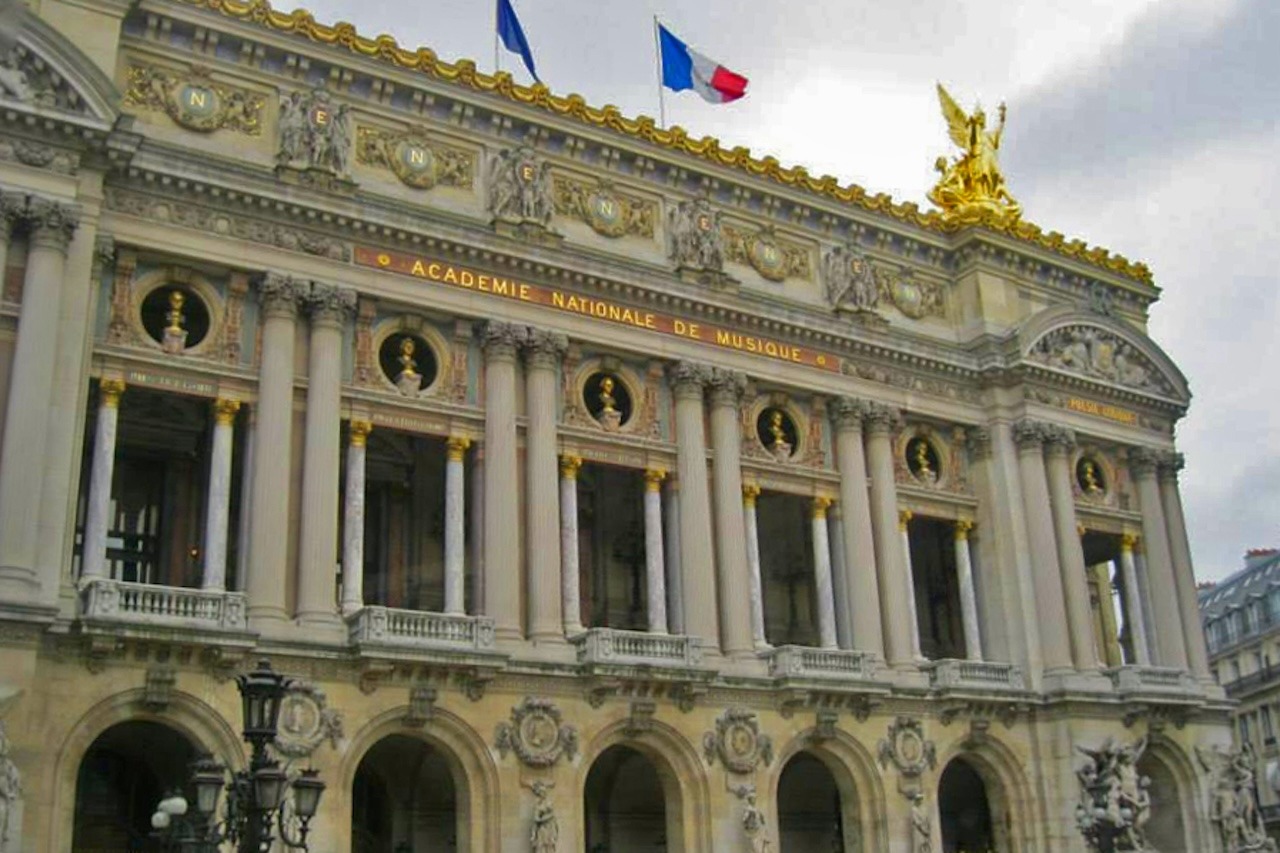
482,321,523,641
742,483,766,648
811,497,838,650
341,420,371,614
669,361,719,651
295,283,356,627
830,397,884,657
953,520,983,661
444,436,470,615
1158,453,1211,678
80,379,125,582
708,367,754,657
1043,426,1099,670
522,328,567,642
0,198,79,602
201,398,240,591
1130,447,1188,668
246,272,304,628
559,455,583,635
864,403,914,665
1012,419,1073,671
644,469,668,633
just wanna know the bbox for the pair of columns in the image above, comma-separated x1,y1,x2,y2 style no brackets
78,381,242,592
559,458,669,635
0,196,81,602
339,423,471,615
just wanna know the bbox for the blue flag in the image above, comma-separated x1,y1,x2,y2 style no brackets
497,0,539,83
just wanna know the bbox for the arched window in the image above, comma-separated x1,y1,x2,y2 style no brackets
351,734,458,852
584,745,667,851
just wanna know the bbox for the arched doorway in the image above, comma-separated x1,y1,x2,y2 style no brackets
1139,753,1188,852
778,751,845,851
352,734,458,852
584,744,667,852
72,720,198,851
939,758,995,853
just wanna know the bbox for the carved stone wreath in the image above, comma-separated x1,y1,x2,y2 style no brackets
123,63,264,135
273,681,343,761
494,697,579,768
355,125,474,190
877,716,936,778
703,708,774,774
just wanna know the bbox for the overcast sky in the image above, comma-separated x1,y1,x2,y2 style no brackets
296,0,1277,582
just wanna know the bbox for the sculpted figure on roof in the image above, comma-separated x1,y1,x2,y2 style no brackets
928,84,1022,226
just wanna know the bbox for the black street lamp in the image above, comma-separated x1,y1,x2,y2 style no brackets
151,659,326,852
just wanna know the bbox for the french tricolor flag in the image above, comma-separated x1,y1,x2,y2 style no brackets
658,24,748,104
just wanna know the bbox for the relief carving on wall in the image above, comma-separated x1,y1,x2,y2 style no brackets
723,224,811,282
494,698,579,768
0,42,85,112
552,175,655,239
666,196,733,287
1028,325,1173,396
1197,744,1277,853
879,266,945,320
822,241,881,316
273,681,344,761
703,708,774,774
877,716,937,779
124,64,264,135
355,125,474,190
1075,736,1152,853
488,146,555,229
277,88,354,182
0,720,21,853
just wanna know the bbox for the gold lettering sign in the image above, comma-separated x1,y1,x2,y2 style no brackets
355,246,841,373
1066,398,1138,424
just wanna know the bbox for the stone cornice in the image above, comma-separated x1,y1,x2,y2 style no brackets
160,0,1154,287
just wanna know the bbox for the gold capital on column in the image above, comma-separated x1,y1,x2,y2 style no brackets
212,398,240,426
446,435,471,461
811,496,832,520
742,483,761,508
1120,532,1139,553
349,419,373,447
560,454,583,480
644,468,666,491
99,378,126,408
1077,523,1087,538
898,509,914,531
954,519,974,541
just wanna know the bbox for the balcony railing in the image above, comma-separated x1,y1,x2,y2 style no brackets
572,628,703,668
924,659,1025,691
79,577,247,631
764,645,879,681
1106,665,1200,694
347,606,496,652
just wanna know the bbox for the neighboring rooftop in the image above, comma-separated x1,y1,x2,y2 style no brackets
1198,548,1280,619
177,0,1155,285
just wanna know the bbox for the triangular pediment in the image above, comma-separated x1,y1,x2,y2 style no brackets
0,8,119,126
1016,307,1190,405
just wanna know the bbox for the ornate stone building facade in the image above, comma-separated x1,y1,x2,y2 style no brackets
0,1,1230,851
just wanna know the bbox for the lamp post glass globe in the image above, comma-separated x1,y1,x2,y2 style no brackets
292,768,326,819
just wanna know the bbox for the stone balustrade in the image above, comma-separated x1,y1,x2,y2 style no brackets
572,627,703,668
923,658,1026,691
348,606,497,652
79,577,247,631
765,645,880,681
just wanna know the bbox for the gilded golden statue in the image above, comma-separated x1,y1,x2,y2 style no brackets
928,84,1021,226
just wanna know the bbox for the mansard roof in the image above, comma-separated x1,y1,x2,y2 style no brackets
176,0,1154,286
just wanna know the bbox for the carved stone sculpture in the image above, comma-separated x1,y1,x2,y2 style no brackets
1027,325,1172,396
1075,736,1153,852
704,708,773,774
667,196,724,272
822,242,880,314
909,790,933,853
1198,744,1277,853
495,698,578,768
489,146,554,227
529,780,559,853
277,88,353,178
735,785,773,853
273,681,343,761
877,717,937,779
0,721,20,853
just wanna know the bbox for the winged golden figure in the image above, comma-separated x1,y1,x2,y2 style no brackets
928,83,1022,225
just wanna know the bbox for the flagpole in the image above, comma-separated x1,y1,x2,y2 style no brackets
652,15,666,129
493,0,501,73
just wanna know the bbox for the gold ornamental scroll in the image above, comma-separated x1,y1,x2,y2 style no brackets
354,246,842,373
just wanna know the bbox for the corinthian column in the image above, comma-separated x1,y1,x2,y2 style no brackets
341,420,371,615
80,379,125,582
669,361,718,650
295,283,356,627
0,199,79,599
708,368,754,657
246,274,304,628
201,398,240,591
1130,448,1188,668
830,397,884,657
1158,453,1211,678
482,322,522,641
444,436,470,615
1043,426,1100,670
522,328,567,642
644,469,669,633
953,521,983,661
742,484,766,647
900,510,922,659
560,455,583,634
1012,420,1073,671
1118,533,1151,665
812,497,838,650
864,404,914,665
